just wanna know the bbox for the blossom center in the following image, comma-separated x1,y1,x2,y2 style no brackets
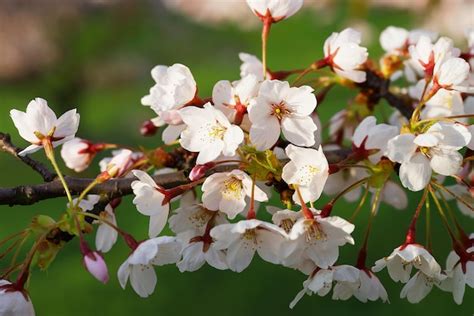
297,165,320,186
271,101,291,120
222,177,243,200
304,220,326,243
208,123,227,140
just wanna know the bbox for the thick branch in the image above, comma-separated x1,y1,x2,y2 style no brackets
0,133,56,182
358,69,414,119
0,148,352,206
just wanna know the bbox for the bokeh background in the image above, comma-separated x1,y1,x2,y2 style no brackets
0,0,473,315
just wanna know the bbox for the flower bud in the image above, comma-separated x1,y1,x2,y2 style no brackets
83,251,109,284
189,162,215,181
140,120,158,136
0,280,35,315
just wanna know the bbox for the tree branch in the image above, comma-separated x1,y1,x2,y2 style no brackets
358,69,414,119
0,148,352,206
0,133,57,182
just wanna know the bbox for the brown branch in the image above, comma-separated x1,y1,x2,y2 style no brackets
0,148,352,207
358,69,414,119
0,133,57,182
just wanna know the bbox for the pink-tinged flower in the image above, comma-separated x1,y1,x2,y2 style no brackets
333,268,389,303
117,236,181,298
188,162,216,181
210,219,287,272
141,63,197,113
290,265,359,308
248,80,318,150
10,97,80,156
131,170,170,238
282,144,329,204
179,103,244,164
212,75,259,125
246,0,303,22
372,244,442,283
323,28,368,83
61,138,110,172
201,170,268,219
0,279,35,316
282,210,355,269
99,149,143,178
83,251,109,284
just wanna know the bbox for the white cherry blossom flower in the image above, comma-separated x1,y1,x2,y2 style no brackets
380,26,409,54
282,210,355,269
246,0,303,22
433,57,471,92
99,149,143,178
408,36,459,78
141,63,196,113
437,244,474,305
323,28,368,83
10,97,80,156
212,75,259,124
372,244,442,283
239,52,267,81
179,103,244,164
248,80,317,150
95,203,118,253
386,122,471,191
400,270,446,303
421,89,465,119
176,230,228,272
210,219,287,272
332,268,389,303
131,170,170,238
282,144,329,204
290,265,359,308
202,170,268,219
0,280,35,316
117,236,181,298
352,116,399,163
61,138,93,172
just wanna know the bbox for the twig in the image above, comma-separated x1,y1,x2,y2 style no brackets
0,133,56,182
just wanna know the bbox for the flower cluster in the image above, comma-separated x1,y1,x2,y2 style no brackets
1,1,473,314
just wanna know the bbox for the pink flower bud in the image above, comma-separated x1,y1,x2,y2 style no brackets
189,162,215,181
83,251,109,284
140,120,158,136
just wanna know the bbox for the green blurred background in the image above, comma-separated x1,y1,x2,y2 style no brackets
0,1,472,315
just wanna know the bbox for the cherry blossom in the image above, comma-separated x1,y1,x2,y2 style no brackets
212,75,259,124
433,57,471,92
438,243,474,304
210,219,287,272
282,210,355,269
95,203,119,253
246,0,304,22
332,268,389,303
141,63,197,113
82,250,109,284
372,244,443,283
117,236,181,298
380,26,409,54
387,122,471,191
131,170,170,238
290,265,359,308
201,170,268,219
10,97,80,156
400,270,446,303
248,80,317,150
323,28,368,83
282,144,329,204
0,280,35,316
179,103,244,164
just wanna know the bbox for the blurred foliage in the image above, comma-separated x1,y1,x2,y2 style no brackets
0,2,472,315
